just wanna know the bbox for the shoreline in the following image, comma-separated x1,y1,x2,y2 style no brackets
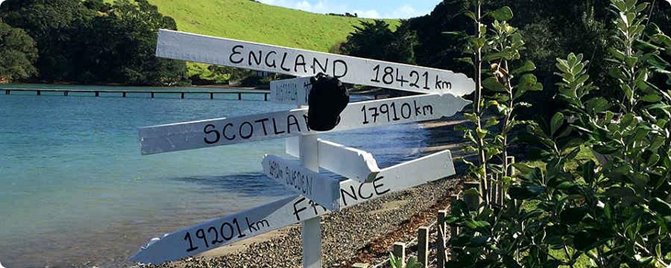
155,177,463,268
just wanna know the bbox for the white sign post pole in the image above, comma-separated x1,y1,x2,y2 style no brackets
299,132,321,268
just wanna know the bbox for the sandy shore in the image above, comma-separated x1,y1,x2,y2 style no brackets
151,117,467,268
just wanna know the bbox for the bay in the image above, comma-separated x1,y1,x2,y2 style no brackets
0,85,429,267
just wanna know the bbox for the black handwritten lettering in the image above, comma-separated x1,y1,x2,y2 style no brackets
203,124,220,144
294,54,307,73
373,176,390,195
333,60,348,78
229,45,244,64
220,222,234,240
287,115,301,134
223,123,236,140
265,51,277,68
424,105,433,115
232,218,246,238
414,100,422,116
401,103,412,119
184,232,199,252
280,52,291,71
309,199,324,215
272,118,285,135
341,185,358,207
255,118,270,136
239,122,253,139
312,58,328,74
249,50,262,66
196,229,209,248
246,217,258,232
358,182,374,200
208,226,224,245
293,197,308,221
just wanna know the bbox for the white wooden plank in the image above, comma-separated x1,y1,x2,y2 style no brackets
130,150,455,264
285,138,380,183
139,93,470,154
298,133,322,268
261,155,341,210
270,77,312,105
157,29,474,96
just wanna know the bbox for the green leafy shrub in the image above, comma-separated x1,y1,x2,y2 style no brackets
446,0,671,266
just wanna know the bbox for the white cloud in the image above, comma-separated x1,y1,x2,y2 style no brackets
256,0,426,19
353,9,382,19
258,0,348,15
386,4,424,19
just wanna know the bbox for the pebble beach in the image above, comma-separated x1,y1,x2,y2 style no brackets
143,118,469,268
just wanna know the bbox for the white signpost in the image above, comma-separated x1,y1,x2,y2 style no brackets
131,30,475,267
285,137,380,182
261,154,341,210
156,29,475,96
270,77,312,105
139,93,469,155
130,150,456,264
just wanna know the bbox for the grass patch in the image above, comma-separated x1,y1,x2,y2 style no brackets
148,0,399,52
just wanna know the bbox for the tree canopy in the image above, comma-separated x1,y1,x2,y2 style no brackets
339,20,416,64
0,20,38,82
0,0,186,85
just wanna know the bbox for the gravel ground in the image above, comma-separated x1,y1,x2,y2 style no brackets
154,176,462,268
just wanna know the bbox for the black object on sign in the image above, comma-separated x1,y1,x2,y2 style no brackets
308,74,350,131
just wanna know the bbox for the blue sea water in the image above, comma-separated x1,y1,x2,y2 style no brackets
0,88,429,267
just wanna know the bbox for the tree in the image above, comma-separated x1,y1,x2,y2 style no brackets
0,0,97,82
0,0,186,85
75,0,186,85
340,20,416,64
0,20,38,82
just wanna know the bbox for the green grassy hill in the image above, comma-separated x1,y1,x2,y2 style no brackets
143,0,398,81
148,0,398,52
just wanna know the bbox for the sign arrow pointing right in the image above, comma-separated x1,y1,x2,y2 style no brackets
139,93,470,155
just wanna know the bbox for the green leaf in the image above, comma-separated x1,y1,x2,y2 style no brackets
584,97,610,114
517,74,542,92
464,219,491,231
484,117,499,128
641,94,662,102
550,112,564,136
487,6,513,21
483,77,507,92
512,60,536,75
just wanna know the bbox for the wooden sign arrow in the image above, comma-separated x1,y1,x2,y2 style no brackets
270,77,312,105
285,137,380,183
261,155,341,210
139,93,470,155
156,29,474,96
130,150,455,264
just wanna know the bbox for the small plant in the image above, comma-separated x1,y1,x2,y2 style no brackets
389,253,423,268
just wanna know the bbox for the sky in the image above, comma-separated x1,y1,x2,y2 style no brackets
256,0,443,19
